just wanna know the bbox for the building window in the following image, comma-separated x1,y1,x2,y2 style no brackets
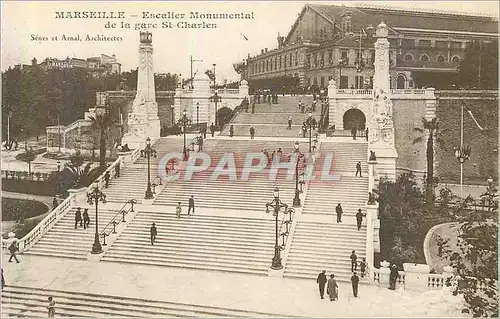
306,54,310,68
396,74,406,89
340,76,348,89
404,54,414,61
450,42,461,49
320,76,325,87
289,53,293,67
419,40,431,47
437,55,446,62
313,53,317,68
295,52,298,66
402,39,415,48
452,56,460,62
435,41,447,48
306,77,310,86
313,77,318,85
355,76,363,89
328,50,333,64
341,50,348,60
420,54,430,62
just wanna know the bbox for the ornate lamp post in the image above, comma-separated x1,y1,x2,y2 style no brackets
170,104,175,126
141,137,157,199
293,141,302,207
305,112,315,152
87,182,107,254
454,145,471,199
210,89,222,129
56,161,61,195
265,187,288,270
178,109,192,161
196,102,200,127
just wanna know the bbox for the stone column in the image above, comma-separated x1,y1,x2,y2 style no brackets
327,79,337,133
174,88,183,123
403,263,430,291
373,22,390,94
192,73,212,126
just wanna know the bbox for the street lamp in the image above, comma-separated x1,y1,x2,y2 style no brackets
265,187,288,270
338,57,348,89
304,112,316,152
293,141,302,207
455,101,472,199
87,182,107,254
141,137,157,199
56,161,61,195
210,89,222,129
177,109,192,161
170,104,175,127
196,102,200,127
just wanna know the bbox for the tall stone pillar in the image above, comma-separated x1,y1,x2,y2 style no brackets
327,79,337,132
122,31,160,149
368,22,398,181
192,73,211,125
239,80,249,98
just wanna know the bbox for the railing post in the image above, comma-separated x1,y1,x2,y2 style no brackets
112,221,118,234
101,233,107,246
122,210,126,222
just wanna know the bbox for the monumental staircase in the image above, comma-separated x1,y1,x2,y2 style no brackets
221,95,320,137
101,212,276,275
283,140,369,282
22,208,121,259
1,285,288,317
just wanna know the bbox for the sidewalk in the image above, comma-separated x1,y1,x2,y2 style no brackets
2,255,465,317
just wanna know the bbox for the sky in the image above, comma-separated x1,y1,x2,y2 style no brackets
1,1,498,82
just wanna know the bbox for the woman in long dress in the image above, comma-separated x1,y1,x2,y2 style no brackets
327,274,338,301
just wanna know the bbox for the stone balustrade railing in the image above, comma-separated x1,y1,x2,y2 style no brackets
18,194,74,253
333,88,435,99
391,89,426,95
336,89,373,95
209,88,241,95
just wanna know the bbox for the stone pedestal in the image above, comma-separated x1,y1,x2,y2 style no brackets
239,80,249,98
369,146,397,181
379,262,390,287
403,263,430,291
327,79,337,129
373,218,380,253
67,187,88,207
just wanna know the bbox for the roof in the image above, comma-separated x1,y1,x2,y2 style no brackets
307,4,498,35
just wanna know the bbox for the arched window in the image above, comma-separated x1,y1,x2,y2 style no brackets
437,55,445,62
404,54,414,61
452,56,460,62
396,74,406,89
420,54,430,62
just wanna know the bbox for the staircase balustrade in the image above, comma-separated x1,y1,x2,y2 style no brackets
326,129,367,138
99,199,137,240
18,195,74,252
277,207,295,251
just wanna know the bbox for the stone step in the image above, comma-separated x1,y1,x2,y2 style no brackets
2,285,282,317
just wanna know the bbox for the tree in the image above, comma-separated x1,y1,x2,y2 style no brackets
456,39,498,90
413,117,445,205
437,186,498,317
378,173,426,264
89,110,115,168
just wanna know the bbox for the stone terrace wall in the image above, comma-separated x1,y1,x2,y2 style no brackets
435,90,498,184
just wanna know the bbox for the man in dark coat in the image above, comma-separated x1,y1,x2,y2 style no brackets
83,209,90,229
335,204,343,223
288,116,292,130
249,126,255,140
188,195,195,215
355,161,362,177
351,126,357,140
150,223,157,245
316,270,327,299
104,171,110,188
350,250,358,272
74,207,82,229
210,123,216,137
8,241,19,263
229,125,234,137
389,264,399,290
356,209,364,231
351,272,360,297
251,99,255,114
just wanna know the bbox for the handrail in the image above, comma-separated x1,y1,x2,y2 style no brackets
86,157,123,193
18,194,74,252
64,119,91,134
326,129,367,138
100,199,137,238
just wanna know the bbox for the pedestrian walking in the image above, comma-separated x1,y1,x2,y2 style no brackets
251,99,255,114
198,135,204,152
249,126,255,139
104,170,110,188
52,197,58,209
302,124,307,138
188,195,195,215
350,250,358,272
316,270,327,299
8,240,19,263
176,202,182,218
360,258,367,278
229,125,234,137
210,123,216,137
355,161,362,177
114,163,120,178
202,126,207,139
351,126,357,140
351,272,360,297
75,207,82,229
335,203,343,223
47,296,55,318
1,268,5,289
298,100,302,111
356,209,364,231
389,264,399,290
327,274,338,301
365,128,369,141
288,116,292,130
150,223,157,245
83,209,90,229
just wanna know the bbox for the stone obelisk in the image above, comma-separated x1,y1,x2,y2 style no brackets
122,31,160,149
368,22,398,180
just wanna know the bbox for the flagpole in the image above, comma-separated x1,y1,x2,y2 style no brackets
460,102,464,198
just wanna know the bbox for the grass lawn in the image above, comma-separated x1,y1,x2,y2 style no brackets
1,198,49,221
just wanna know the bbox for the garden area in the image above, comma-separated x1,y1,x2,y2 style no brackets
2,197,49,239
